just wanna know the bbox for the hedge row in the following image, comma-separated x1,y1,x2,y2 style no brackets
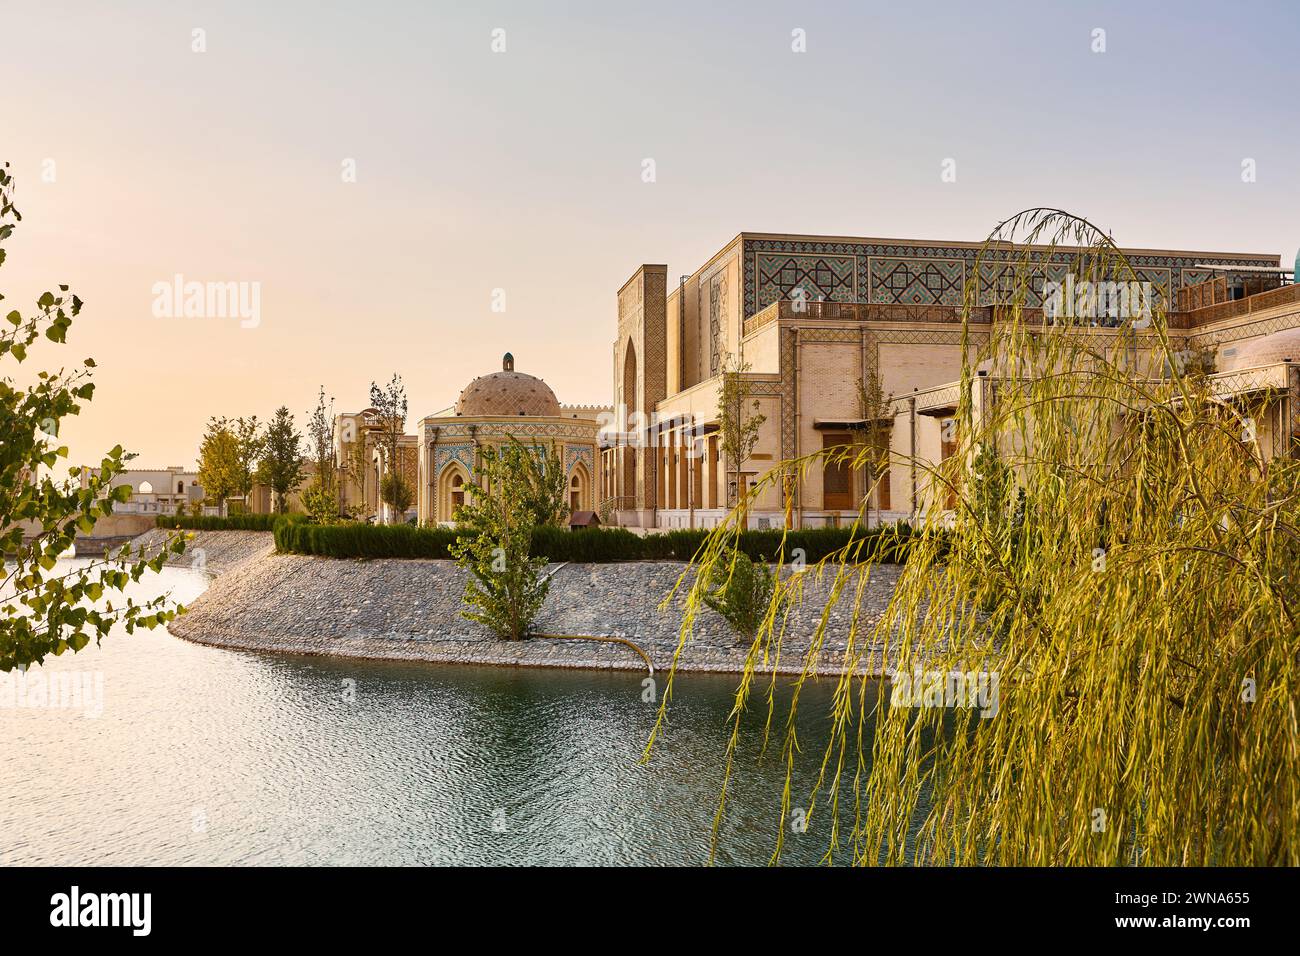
155,513,290,532
272,519,920,564
275,521,459,559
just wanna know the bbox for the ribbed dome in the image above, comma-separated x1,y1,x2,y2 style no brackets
1220,328,1300,371
455,355,561,417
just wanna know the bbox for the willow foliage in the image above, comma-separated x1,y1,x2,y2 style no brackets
649,209,1299,866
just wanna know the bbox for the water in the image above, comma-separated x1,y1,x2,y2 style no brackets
1,563,876,866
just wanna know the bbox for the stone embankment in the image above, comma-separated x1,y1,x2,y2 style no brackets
130,528,276,577
145,530,903,676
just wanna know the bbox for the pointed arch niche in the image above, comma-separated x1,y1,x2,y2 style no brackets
438,461,471,522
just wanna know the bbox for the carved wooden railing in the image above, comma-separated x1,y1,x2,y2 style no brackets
1179,282,1300,328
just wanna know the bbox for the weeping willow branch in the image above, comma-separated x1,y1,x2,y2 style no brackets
646,209,1300,866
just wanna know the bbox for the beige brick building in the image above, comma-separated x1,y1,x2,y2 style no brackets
602,232,1300,529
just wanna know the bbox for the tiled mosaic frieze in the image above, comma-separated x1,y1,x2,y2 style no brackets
430,421,595,441
756,252,857,305
433,443,474,475
564,443,594,476
871,257,964,305
745,238,1278,317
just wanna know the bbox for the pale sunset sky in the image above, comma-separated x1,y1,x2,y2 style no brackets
4,0,1298,468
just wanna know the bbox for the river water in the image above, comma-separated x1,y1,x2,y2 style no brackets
1,564,888,866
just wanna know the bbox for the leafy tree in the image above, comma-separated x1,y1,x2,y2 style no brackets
450,443,549,640
969,441,1013,532
231,416,263,507
300,474,342,524
717,353,766,512
380,472,413,518
257,406,303,513
702,548,774,643
369,374,408,523
0,161,181,671
856,365,894,528
340,422,371,516
197,417,239,515
306,387,337,494
513,438,568,527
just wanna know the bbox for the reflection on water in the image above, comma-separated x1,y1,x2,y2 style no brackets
1,564,883,866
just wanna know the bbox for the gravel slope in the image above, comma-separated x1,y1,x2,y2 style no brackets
163,539,903,675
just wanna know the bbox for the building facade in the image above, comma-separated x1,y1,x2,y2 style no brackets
79,465,208,516
604,232,1299,529
415,353,610,526
334,409,419,523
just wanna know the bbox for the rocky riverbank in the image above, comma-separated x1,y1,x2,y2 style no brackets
130,528,276,577
147,530,903,676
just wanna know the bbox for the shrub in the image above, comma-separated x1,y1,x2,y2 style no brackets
274,520,459,559
450,441,550,640
270,519,924,564
155,513,285,531
702,550,775,642
529,524,645,562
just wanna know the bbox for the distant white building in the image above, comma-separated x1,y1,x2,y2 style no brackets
79,465,212,516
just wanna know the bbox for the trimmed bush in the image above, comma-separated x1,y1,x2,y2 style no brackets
271,518,923,564
528,524,646,562
274,520,460,559
155,513,287,532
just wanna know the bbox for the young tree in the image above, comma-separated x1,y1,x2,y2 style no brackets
300,474,342,525
257,406,303,514
702,548,775,644
450,442,550,640
514,439,569,526
369,374,407,523
380,472,413,520
197,417,240,515
306,387,337,494
339,425,371,517
0,161,181,670
717,353,766,515
231,416,263,510
856,365,894,528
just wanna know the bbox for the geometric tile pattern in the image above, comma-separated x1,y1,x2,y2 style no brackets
564,443,594,476
756,252,856,304
872,257,964,305
709,273,724,377
433,443,474,476
745,237,1279,318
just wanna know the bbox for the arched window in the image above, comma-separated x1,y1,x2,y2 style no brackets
138,480,154,495
177,481,185,494
451,474,464,510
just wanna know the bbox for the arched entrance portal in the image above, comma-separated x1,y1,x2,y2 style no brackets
437,462,471,523
569,461,590,513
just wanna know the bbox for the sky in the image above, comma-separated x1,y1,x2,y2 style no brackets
4,0,1299,469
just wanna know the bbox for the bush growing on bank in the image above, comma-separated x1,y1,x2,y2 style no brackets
271,519,922,564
